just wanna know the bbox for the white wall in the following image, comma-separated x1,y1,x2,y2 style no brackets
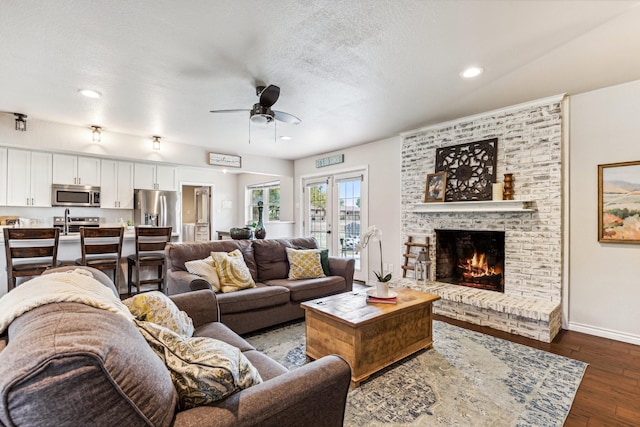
569,79,640,344
0,116,294,176
294,136,402,281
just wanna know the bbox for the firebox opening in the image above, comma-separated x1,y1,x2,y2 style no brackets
435,229,505,292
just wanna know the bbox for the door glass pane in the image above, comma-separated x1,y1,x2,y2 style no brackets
337,179,361,270
307,183,328,249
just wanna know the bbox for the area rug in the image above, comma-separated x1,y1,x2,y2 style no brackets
244,320,587,427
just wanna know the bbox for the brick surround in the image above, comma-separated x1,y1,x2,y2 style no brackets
400,96,564,342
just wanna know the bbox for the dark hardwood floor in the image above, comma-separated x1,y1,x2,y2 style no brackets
435,314,640,426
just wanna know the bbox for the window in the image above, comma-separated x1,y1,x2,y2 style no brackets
247,181,280,223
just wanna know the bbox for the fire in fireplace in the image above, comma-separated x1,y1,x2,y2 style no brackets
435,229,505,292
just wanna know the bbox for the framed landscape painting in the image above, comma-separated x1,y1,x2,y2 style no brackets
598,161,640,243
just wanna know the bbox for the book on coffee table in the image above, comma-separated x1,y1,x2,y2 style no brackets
366,295,397,304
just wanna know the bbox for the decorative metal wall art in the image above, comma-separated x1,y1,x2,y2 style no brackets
435,138,497,201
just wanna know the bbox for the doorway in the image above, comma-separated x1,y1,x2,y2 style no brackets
181,185,212,242
302,169,368,282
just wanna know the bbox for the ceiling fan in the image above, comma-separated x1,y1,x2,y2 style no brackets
210,84,301,125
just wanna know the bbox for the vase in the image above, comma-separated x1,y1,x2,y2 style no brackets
254,201,267,239
375,281,389,298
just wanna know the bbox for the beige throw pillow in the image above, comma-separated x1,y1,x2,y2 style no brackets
123,291,195,337
185,256,221,292
210,249,256,293
286,247,326,280
135,320,262,410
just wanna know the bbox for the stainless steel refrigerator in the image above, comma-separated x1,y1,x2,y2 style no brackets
133,189,181,233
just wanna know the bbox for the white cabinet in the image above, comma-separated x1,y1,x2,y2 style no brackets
0,147,6,205
52,154,101,186
134,163,177,191
6,149,52,207
100,160,134,209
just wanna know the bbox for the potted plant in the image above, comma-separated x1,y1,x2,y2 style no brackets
358,226,392,296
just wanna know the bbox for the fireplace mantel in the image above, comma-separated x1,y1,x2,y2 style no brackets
410,200,534,213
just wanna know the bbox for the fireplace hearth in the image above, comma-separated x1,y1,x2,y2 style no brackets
435,229,505,292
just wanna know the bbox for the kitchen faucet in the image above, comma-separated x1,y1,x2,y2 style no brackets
64,208,70,235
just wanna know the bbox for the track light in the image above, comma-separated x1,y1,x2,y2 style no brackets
91,126,102,142
14,113,27,131
152,135,161,151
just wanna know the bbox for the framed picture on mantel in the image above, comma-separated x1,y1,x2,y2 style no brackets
598,160,640,243
424,172,447,203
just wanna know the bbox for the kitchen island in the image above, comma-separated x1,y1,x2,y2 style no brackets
0,227,180,296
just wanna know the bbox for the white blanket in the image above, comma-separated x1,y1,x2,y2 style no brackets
0,269,134,334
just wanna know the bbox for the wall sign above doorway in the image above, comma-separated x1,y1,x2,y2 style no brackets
316,154,344,168
208,152,242,168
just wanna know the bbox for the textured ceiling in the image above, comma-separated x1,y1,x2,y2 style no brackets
1,1,640,160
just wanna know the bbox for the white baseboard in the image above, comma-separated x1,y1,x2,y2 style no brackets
568,322,640,345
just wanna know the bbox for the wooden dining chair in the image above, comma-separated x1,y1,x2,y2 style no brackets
4,227,60,291
127,226,172,295
75,227,125,290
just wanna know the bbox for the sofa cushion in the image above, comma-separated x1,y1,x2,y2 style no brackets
211,249,256,293
185,255,221,292
0,302,177,427
123,291,195,337
216,284,290,314
253,238,319,281
166,240,258,281
286,247,326,280
136,320,263,410
264,276,347,302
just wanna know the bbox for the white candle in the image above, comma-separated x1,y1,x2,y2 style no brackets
492,183,504,201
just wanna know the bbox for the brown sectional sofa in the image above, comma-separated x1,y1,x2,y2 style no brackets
165,237,355,334
0,267,352,426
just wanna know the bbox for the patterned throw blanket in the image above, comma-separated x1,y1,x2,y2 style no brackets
0,269,133,334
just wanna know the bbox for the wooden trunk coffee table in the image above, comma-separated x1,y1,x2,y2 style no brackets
301,287,440,387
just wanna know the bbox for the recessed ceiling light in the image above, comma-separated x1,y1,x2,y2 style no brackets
78,89,102,98
460,66,484,79
280,136,292,140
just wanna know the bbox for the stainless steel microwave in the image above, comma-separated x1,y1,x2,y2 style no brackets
51,184,101,207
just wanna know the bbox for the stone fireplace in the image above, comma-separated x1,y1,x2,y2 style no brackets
435,229,505,292
399,95,565,342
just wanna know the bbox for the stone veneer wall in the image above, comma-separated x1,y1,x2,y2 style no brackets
400,97,564,340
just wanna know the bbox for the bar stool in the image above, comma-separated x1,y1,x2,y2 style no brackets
75,227,124,290
3,227,60,291
127,226,172,295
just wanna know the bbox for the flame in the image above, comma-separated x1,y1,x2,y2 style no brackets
459,250,502,279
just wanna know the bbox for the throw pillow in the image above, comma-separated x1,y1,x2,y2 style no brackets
297,246,331,276
285,247,326,280
135,320,262,410
123,291,194,337
185,256,221,292
210,249,256,293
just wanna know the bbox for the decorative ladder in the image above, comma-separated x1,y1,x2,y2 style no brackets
401,236,430,278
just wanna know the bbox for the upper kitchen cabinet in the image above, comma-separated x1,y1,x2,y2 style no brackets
134,163,177,191
6,149,52,207
101,160,134,209
52,154,101,186
0,147,7,205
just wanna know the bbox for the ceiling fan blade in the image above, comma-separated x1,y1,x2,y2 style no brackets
273,110,301,125
209,109,251,113
259,85,280,108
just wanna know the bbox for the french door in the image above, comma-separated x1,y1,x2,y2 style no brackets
303,169,368,282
